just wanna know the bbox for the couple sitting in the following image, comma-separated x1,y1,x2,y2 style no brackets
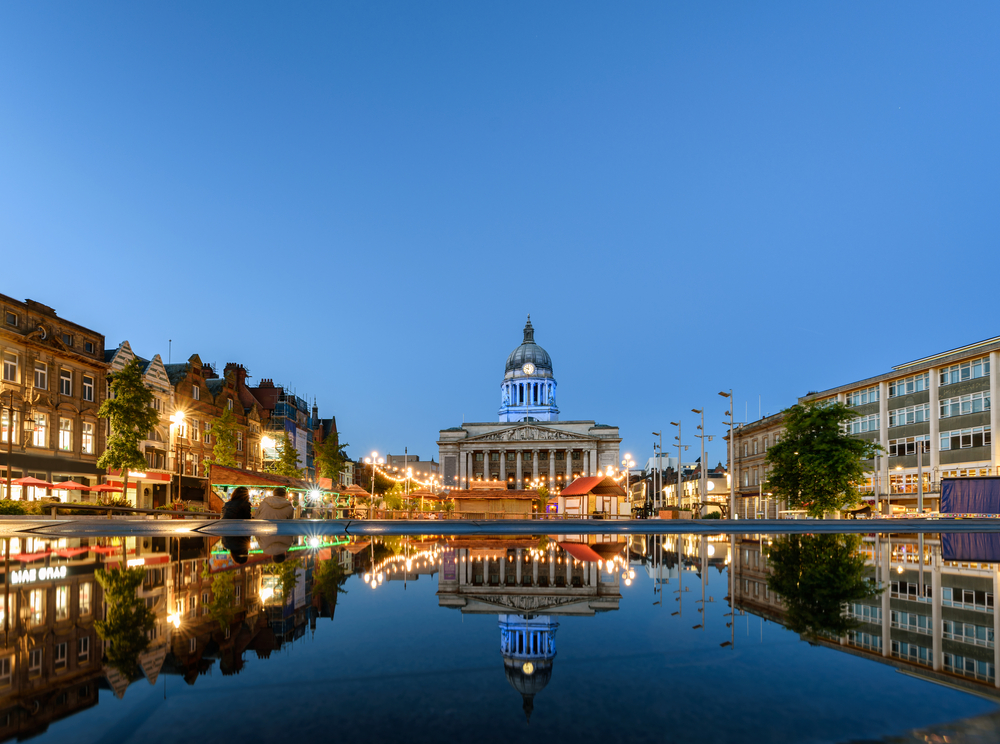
221,486,295,564
221,486,294,520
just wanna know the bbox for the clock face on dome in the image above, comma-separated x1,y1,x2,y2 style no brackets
522,363,535,375
522,662,535,675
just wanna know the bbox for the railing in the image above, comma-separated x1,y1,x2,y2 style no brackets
42,502,220,520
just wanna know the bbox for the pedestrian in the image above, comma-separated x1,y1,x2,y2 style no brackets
254,487,294,519
221,486,252,519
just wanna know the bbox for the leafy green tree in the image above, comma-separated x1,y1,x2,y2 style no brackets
264,557,303,599
535,486,549,513
312,558,348,610
315,432,349,481
98,359,161,503
766,534,880,636
202,566,236,632
265,432,304,478
208,405,238,468
765,402,882,517
95,566,156,679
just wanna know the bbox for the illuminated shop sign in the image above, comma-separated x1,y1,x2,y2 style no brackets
10,566,67,585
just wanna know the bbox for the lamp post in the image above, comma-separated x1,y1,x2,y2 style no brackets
2,392,34,500
652,431,662,511
692,408,713,517
621,454,635,505
719,391,735,519
364,451,384,517
170,411,186,503
669,421,690,510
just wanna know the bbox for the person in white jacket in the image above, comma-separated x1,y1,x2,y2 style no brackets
253,487,294,519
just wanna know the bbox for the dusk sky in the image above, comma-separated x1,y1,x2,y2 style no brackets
1,2,997,468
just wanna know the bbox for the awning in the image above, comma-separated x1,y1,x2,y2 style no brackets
88,545,121,555
11,551,51,563
52,547,91,558
558,542,604,563
51,480,91,491
12,477,53,489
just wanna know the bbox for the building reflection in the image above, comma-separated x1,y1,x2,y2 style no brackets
0,532,351,741
436,536,627,719
732,532,1000,699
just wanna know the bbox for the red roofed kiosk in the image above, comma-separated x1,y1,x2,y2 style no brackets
559,476,626,518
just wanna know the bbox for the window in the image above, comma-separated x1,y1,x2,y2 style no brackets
888,374,929,398
0,656,10,686
55,586,69,620
940,357,990,386
191,420,199,442
2,353,18,383
59,369,72,396
84,341,94,353
940,392,990,418
151,397,161,412
29,649,41,676
943,653,995,682
58,418,72,451
28,589,44,626
943,620,995,647
0,410,15,446
235,584,242,602
847,386,880,405
192,453,199,474
227,399,233,411
4,312,16,327
237,431,243,451
81,422,94,455
189,637,197,653
753,440,758,455
79,582,92,615
888,435,931,457
192,385,200,401
54,643,67,670
32,413,47,448
61,333,72,347
77,637,90,662
846,413,879,434
891,610,932,634
890,640,931,666
742,443,747,457
82,375,94,402
202,421,210,445
888,403,930,427
34,362,47,390
941,586,994,611
940,425,991,451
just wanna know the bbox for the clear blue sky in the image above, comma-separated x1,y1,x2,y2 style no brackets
1,2,997,467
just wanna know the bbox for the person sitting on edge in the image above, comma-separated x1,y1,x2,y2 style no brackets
254,487,294,519
221,486,252,519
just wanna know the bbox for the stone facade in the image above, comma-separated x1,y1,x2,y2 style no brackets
0,296,106,493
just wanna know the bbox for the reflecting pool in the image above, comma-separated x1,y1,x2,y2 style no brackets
3,530,1000,743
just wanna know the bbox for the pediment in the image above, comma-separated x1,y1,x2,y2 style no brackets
465,594,593,613
466,425,595,443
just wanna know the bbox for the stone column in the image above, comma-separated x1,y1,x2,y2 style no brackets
532,450,539,484
499,451,506,485
566,556,572,585
548,450,556,488
549,553,556,585
499,555,505,583
590,561,599,586
879,381,889,507
458,549,466,585
459,448,467,487
566,449,573,481
516,549,522,584
592,448,600,477
881,540,891,658
532,557,538,586
516,450,522,488
931,544,942,671
992,351,1000,473
583,451,589,477
929,368,940,488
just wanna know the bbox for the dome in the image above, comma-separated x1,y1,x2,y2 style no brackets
503,657,553,723
505,316,553,374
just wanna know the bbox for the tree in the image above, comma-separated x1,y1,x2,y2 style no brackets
535,486,550,513
315,431,349,482
265,432,304,478
766,534,880,636
312,558,348,612
208,405,238,468
98,359,161,503
765,402,882,517
202,565,236,632
95,566,157,679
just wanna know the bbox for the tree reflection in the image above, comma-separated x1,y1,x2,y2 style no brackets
95,566,157,680
765,534,879,636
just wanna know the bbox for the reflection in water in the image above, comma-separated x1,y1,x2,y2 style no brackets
0,529,999,741
764,534,880,636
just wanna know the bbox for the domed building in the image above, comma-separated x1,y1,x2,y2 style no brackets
500,316,558,423
499,614,557,722
438,317,621,493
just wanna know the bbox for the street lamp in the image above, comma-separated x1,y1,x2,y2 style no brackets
692,408,714,518
652,431,662,511
719,391,735,519
364,451,384,515
170,411,186,502
669,421,689,510
260,435,276,471
621,454,635,503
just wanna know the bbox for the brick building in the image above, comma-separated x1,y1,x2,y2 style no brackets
0,296,106,497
